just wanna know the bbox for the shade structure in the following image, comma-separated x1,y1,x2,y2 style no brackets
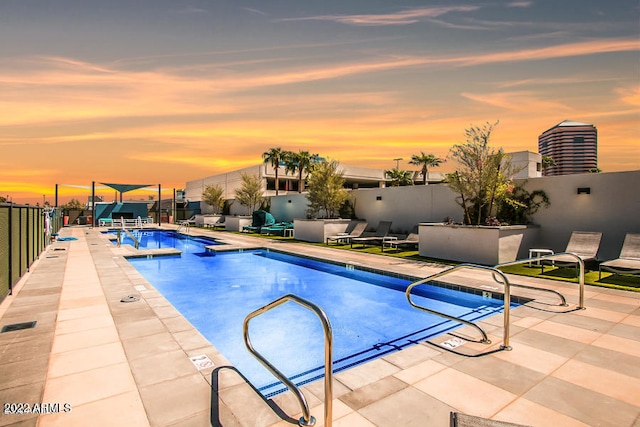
99,183,153,193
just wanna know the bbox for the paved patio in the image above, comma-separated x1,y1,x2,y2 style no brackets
1,225,639,427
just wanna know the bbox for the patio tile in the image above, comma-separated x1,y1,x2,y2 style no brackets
510,329,587,358
392,359,447,385
492,342,568,375
622,314,640,327
47,341,127,378
358,386,454,427
41,362,138,408
413,368,517,418
573,305,629,323
0,381,43,426
552,359,640,406
129,349,197,387
494,398,590,427
50,326,119,354
573,344,640,378
115,316,168,340
381,343,440,369
530,320,602,343
38,390,149,427
591,333,640,357
54,314,115,335
121,331,182,360
452,355,546,396
215,379,281,427
0,357,50,391
333,411,377,427
338,375,408,411
334,358,400,391
524,376,639,427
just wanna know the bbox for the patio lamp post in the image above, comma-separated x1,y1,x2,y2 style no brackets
393,158,403,169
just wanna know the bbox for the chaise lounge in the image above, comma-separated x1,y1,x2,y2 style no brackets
382,226,419,252
538,231,602,275
326,221,368,245
599,233,640,279
351,220,392,248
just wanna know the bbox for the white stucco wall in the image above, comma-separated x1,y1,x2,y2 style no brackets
266,170,639,261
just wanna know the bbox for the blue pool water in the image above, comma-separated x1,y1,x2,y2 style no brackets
116,231,509,396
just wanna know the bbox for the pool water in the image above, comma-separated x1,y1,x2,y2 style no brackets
120,231,509,396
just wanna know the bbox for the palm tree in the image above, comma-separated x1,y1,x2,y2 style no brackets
262,147,285,196
409,152,444,185
384,169,414,186
284,150,320,193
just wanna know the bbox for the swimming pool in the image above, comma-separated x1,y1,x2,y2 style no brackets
120,231,509,396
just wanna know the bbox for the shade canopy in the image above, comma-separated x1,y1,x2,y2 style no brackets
100,183,154,193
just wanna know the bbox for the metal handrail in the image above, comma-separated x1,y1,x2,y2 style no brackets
124,229,140,249
243,294,333,427
176,222,190,234
406,264,512,350
495,252,585,310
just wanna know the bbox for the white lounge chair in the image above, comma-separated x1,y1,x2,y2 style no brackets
382,226,419,252
599,233,640,279
351,221,392,248
326,221,368,245
539,231,602,275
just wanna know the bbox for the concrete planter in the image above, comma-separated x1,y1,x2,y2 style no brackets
419,223,539,265
293,219,353,243
224,216,253,232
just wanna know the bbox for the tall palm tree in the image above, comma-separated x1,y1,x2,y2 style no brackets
262,147,285,196
284,150,320,193
409,152,444,185
384,169,414,186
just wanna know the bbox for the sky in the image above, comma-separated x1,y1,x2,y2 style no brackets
1,0,638,205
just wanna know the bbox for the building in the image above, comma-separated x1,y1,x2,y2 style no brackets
508,151,542,179
538,120,598,176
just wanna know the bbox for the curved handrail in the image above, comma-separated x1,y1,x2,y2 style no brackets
406,264,512,350
495,252,584,310
243,294,333,427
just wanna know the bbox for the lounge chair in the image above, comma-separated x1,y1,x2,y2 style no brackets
260,222,294,236
326,221,368,245
351,220,392,248
242,210,276,233
599,233,640,279
539,231,602,275
180,215,196,225
382,226,419,252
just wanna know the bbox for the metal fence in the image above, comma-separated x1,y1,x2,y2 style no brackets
0,204,62,302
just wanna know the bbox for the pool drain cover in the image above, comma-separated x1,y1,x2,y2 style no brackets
1,321,37,333
120,295,140,303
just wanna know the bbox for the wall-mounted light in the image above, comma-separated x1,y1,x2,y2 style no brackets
376,196,382,201
287,199,292,203
577,187,591,195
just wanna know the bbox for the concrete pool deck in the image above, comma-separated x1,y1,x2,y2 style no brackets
0,225,638,427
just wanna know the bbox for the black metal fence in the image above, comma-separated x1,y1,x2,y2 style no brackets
0,204,62,302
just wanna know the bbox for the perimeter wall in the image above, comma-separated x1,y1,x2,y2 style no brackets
268,170,639,262
0,204,62,303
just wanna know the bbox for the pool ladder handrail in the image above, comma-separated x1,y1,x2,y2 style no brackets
115,229,140,249
494,252,585,310
243,294,333,427
406,264,512,351
176,222,190,235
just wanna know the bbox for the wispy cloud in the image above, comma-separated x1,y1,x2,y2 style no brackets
508,1,533,7
278,6,482,26
243,7,268,16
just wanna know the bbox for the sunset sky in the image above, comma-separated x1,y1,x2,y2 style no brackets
1,0,639,204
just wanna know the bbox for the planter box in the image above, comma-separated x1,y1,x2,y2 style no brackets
225,216,253,232
419,223,539,265
293,219,354,243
